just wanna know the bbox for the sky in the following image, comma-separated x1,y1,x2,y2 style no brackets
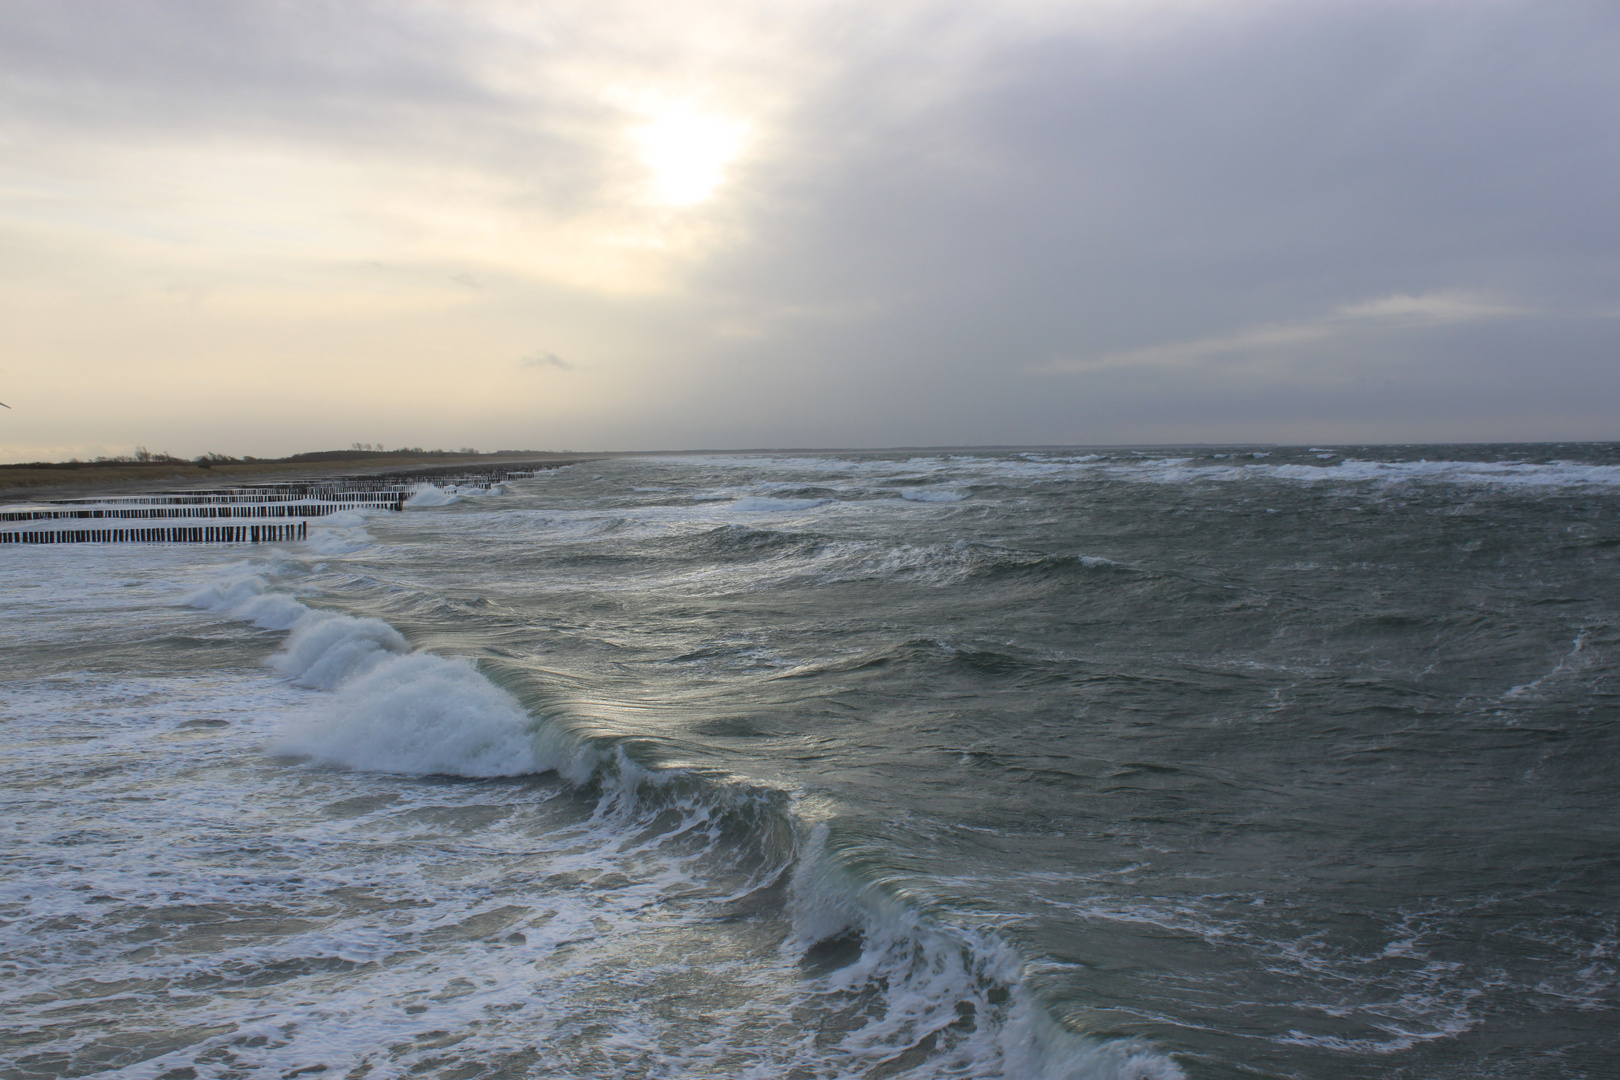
1,0,1617,459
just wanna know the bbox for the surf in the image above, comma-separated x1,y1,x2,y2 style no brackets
183,564,1186,1080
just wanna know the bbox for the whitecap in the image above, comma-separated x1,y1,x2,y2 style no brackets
404,484,459,507
267,613,410,690
900,487,967,502
728,496,833,512
272,652,543,777
184,573,306,631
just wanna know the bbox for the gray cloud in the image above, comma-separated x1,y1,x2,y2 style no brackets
1039,292,1530,373
520,351,573,371
665,0,1620,445
2,0,1617,454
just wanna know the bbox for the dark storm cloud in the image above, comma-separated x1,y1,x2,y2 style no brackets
673,0,1620,444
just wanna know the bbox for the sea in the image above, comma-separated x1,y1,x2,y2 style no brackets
2,445,1616,1080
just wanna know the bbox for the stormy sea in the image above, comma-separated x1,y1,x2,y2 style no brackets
3,445,1616,1080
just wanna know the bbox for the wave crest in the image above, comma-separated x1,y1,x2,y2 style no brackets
183,569,1186,1079
272,652,546,777
788,825,1187,1080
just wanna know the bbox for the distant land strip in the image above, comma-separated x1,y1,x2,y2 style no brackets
0,448,598,497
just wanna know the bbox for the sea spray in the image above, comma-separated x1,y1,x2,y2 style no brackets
268,613,409,689
273,652,543,776
182,568,1189,1080
304,508,377,554
185,570,308,630
21,445,1615,1079
404,483,460,507
787,824,1187,1080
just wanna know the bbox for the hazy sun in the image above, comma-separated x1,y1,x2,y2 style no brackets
634,105,748,206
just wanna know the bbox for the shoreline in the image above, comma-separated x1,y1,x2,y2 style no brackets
0,452,600,503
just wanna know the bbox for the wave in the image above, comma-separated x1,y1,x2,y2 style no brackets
728,496,834,512
901,487,967,502
616,534,1129,595
269,610,408,689
278,651,549,776
181,569,1186,1080
395,481,507,515
769,637,1065,685
802,541,1129,589
602,530,1132,594
404,484,459,507
791,826,1186,1080
968,455,1620,489
186,572,308,630
1249,458,1620,488
677,523,828,563
1097,454,1620,489
404,484,458,507
666,450,1620,492
186,574,593,780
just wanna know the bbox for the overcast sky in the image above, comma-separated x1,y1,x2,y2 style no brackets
2,0,1616,458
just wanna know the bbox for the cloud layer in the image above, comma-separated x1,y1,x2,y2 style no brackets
1,0,1616,456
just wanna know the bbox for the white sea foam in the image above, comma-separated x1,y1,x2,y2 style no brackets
184,572,307,630
308,530,376,556
787,825,1188,1080
273,652,546,777
729,496,833,512
317,509,371,527
1503,630,1591,700
268,612,409,689
181,565,1185,1078
667,450,1620,492
24,449,1603,1080
405,483,459,507
187,572,600,781
0,660,759,1080
1040,891,1490,1058
1091,455,1620,489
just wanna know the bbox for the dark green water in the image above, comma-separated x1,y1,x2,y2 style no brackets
3,446,1615,1079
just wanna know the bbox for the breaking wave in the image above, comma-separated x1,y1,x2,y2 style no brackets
678,450,1620,490
182,569,1185,1080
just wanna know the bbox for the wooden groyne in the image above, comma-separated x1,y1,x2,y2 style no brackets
0,461,560,546
1,501,402,524
1,523,307,545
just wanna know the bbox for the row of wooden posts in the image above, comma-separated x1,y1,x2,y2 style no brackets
0,523,308,545
0,462,563,546
1,499,405,523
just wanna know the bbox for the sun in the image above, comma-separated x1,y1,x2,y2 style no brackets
634,105,748,207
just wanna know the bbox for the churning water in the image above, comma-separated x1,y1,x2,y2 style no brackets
2,446,1616,1080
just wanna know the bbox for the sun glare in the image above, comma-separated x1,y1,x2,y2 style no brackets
634,105,748,206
